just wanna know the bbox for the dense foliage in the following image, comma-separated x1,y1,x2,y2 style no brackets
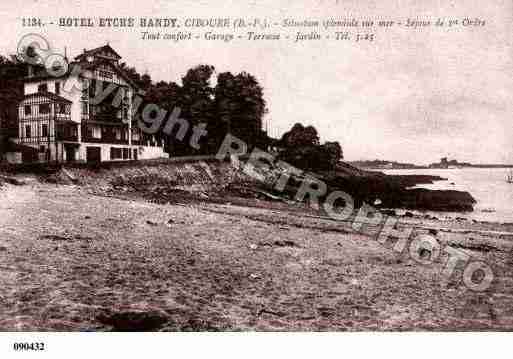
0,55,27,151
133,64,268,155
278,123,343,172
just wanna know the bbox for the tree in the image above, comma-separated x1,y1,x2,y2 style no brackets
214,71,267,149
123,63,267,156
119,62,152,91
281,123,320,148
143,80,182,153
170,65,215,154
180,64,215,124
322,141,343,165
0,55,27,142
278,123,342,172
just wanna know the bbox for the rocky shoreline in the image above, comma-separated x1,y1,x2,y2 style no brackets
1,159,478,213
272,168,477,213
325,168,476,212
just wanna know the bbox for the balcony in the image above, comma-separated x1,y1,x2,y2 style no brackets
89,114,128,124
88,103,129,125
55,121,79,142
81,123,129,145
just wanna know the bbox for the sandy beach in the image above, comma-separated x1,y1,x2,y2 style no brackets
1,172,512,331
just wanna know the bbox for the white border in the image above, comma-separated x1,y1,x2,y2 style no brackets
0,332,511,359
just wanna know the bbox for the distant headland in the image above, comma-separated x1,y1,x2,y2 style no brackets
428,157,513,169
350,158,513,170
348,160,425,169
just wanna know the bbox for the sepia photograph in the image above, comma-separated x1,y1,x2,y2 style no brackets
0,0,511,357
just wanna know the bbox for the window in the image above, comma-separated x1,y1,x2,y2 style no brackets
55,82,60,95
56,124,63,139
37,83,48,93
58,103,67,114
82,80,90,99
81,80,90,118
87,126,101,139
24,105,31,116
99,70,113,79
122,148,130,159
88,80,96,98
25,125,31,138
39,104,50,114
110,147,122,160
132,130,140,141
41,124,48,137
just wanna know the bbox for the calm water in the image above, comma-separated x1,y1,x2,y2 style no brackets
382,168,513,223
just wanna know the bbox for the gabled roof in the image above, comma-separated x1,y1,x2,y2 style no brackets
21,92,72,104
22,44,142,92
79,58,141,90
23,60,141,92
74,44,122,61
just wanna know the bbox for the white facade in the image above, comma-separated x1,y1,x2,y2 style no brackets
16,45,168,164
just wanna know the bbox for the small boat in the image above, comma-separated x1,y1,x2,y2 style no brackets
506,170,513,184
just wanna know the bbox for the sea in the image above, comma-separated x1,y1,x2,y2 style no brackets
382,168,513,223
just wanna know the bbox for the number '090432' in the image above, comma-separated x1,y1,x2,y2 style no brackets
13,342,45,351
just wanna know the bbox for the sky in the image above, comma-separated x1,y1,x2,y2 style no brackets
1,0,512,165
